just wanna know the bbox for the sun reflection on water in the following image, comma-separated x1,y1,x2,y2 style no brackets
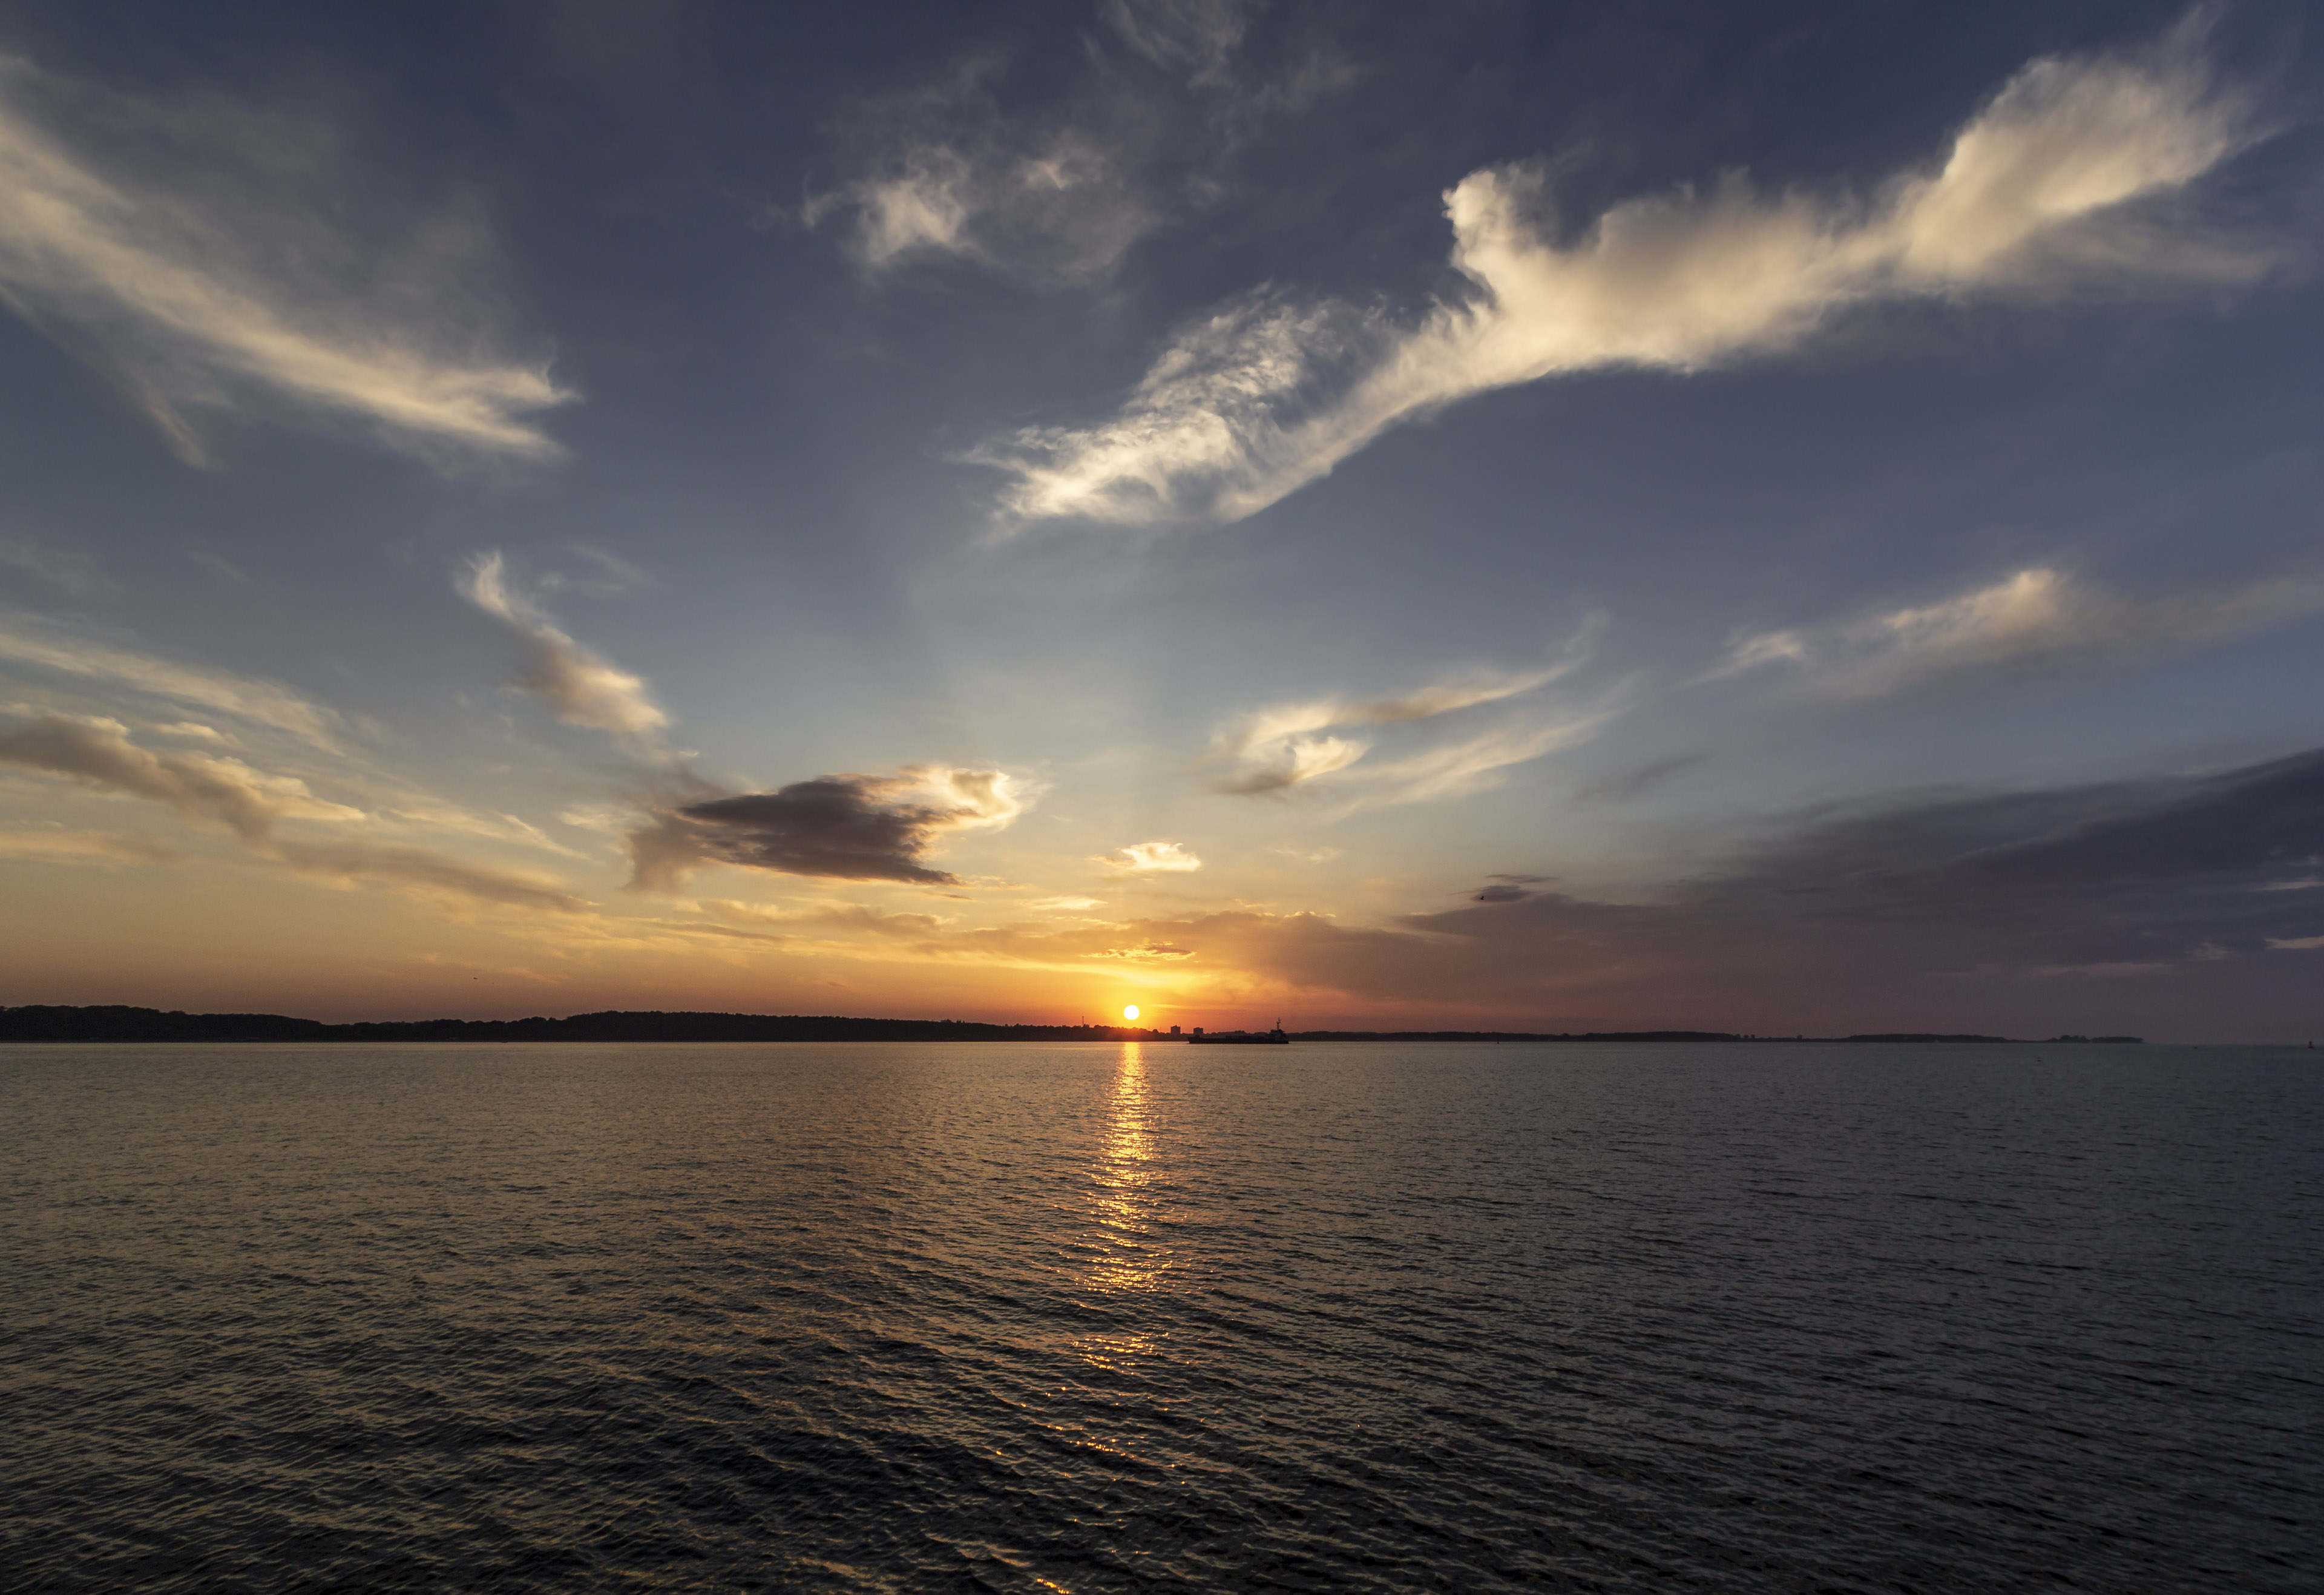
1085,1043,1167,1298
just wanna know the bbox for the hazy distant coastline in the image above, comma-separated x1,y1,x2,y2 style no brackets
0,1006,2144,1045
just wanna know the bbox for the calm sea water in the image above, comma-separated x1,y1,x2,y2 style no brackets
2,1041,2317,1592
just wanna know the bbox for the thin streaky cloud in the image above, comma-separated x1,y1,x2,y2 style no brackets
0,534,105,594
1353,713,1613,807
0,712,585,911
0,826,172,864
460,553,670,757
0,58,572,465
981,26,2270,529
1212,637,1603,798
272,840,588,914
0,712,361,838
1707,568,2324,696
0,612,346,749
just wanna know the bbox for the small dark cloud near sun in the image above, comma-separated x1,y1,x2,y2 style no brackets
625,766,1032,891
1474,873,1553,903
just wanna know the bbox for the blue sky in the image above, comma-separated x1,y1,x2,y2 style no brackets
1,0,2319,1038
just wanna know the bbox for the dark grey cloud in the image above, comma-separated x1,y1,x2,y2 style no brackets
1472,872,1552,903
1408,745,2324,1029
626,766,1034,890
1577,752,1706,802
1020,745,2324,1036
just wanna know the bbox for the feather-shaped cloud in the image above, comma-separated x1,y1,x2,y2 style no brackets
980,28,2270,529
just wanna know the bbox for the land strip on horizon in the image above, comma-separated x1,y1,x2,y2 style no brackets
0,1007,2149,1045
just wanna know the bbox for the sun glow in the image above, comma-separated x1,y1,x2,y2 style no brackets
1122,1004,1139,1021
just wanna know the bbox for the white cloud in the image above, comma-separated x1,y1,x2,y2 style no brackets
1709,568,2324,697
460,552,670,756
2266,934,2324,951
0,58,571,465
970,292,1370,524
812,126,1154,285
826,146,976,266
0,612,344,749
1097,840,1203,872
981,28,2270,528
887,764,1043,833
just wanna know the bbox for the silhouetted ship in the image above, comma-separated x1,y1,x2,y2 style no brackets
1189,1021,1289,1045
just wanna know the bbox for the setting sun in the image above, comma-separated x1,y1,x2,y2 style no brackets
1122,1004,1139,1021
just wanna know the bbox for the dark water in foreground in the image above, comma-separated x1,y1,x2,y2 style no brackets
3,1042,2318,1593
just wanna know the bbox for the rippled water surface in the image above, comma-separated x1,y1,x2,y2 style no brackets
4,1041,2319,1591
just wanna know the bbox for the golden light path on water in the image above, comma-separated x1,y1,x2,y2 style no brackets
1074,1044,1172,1375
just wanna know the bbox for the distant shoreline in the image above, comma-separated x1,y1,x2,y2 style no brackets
0,1005,2147,1045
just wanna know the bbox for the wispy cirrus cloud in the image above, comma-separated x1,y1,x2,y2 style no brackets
1353,716,1611,806
0,614,344,749
460,552,669,757
0,56,571,465
1103,0,1255,84
805,0,1341,287
804,63,1159,286
1706,568,2324,697
629,765,1040,892
1212,632,1608,804
980,24,2272,528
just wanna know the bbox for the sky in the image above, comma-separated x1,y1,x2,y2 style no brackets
0,0,2320,1040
